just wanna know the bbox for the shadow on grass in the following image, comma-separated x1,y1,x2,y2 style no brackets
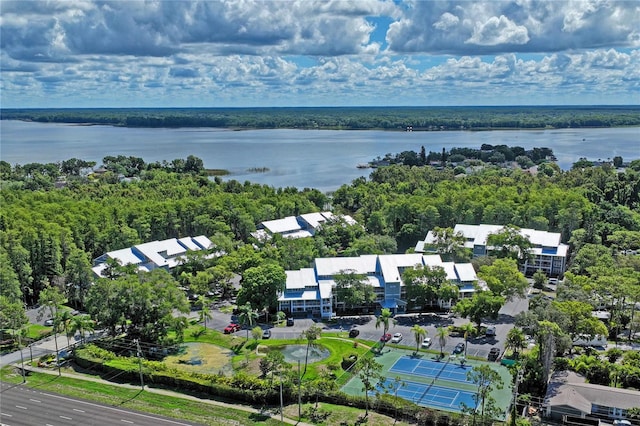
119,388,144,405
248,411,272,422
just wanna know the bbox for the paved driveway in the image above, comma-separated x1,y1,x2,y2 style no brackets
206,294,529,359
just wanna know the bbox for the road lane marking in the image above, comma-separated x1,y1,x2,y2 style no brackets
15,406,27,410
73,409,85,413
121,420,134,424
29,399,41,403
60,415,72,420
1,412,13,417
42,393,193,425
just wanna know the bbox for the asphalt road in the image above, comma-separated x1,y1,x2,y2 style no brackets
0,382,199,426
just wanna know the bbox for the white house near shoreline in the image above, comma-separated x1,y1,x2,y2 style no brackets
415,224,569,277
278,253,481,319
92,235,213,277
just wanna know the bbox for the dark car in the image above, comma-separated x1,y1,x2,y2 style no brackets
286,318,294,326
488,347,501,361
380,333,392,342
453,342,465,354
223,323,241,334
262,329,272,339
349,328,360,338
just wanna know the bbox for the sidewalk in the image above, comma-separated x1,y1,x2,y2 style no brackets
16,364,313,426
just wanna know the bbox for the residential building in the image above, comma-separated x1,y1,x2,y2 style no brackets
92,235,213,277
278,253,479,319
415,223,569,276
251,211,356,241
543,371,640,421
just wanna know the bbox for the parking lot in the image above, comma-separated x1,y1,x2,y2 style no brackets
209,294,528,360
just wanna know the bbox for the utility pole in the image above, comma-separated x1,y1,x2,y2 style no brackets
279,369,284,423
510,368,523,426
135,339,144,390
298,360,302,421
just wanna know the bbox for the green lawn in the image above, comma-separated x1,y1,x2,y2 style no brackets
0,366,281,426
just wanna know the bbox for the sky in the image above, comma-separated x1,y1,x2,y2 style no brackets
1,0,639,108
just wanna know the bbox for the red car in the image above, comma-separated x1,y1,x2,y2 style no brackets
223,323,241,334
380,333,392,342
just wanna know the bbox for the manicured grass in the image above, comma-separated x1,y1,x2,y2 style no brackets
0,366,281,426
284,401,414,426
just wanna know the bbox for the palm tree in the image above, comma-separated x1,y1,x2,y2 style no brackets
56,310,74,347
238,303,258,341
436,326,448,358
375,308,394,336
506,327,526,356
198,295,212,328
69,314,94,344
411,324,427,355
459,323,475,358
301,324,322,377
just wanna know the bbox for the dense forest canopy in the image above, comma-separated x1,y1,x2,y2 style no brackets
2,105,640,130
2,152,639,307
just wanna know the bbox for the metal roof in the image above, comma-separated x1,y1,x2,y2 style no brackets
315,255,378,276
262,216,302,234
285,268,316,290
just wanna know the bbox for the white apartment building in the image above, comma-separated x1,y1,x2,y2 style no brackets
278,253,479,319
415,224,568,277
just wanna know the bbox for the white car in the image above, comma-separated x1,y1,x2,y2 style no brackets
421,337,432,348
390,333,403,343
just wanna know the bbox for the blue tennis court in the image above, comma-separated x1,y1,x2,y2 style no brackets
390,356,473,384
379,378,477,411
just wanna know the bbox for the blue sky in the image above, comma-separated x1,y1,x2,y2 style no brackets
1,0,639,108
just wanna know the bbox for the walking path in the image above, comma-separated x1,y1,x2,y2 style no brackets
9,364,313,426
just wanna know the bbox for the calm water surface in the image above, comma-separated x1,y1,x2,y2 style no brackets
1,120,638,192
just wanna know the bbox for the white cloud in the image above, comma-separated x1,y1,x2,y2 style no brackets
467,15,529,46
0,1,637,107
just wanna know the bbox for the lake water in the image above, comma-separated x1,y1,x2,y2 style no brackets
1,120,638,192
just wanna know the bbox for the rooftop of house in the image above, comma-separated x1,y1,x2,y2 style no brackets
544,370,640,413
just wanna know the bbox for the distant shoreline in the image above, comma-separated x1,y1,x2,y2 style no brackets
2,105,639,131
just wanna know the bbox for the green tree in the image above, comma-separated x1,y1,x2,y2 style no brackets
506,327,526,355
358,355,383,418
334,269,376,312
430,227,467,261
403,265,447,311
532,270,547,290
251,326,263,342
478,258,529,301
197,295,212,328
237,263,286,312
237,303,259,341
300,324,322,377
487,225,533,266
436,326,448,357
69,314,94,344
459,322,476,358
410,324,427,355
464,365,504,425
454,292,505,331
375,308,394,341
0,296,28,340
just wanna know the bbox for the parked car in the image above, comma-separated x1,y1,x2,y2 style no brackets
485,326,496,337
421,337,432,348
44,319,54,327
453,342,465,354
380,333,392,342
390,333,403,343
349,328,360,338
223,323,241,334
286,318,294,326
262,329,271,339
488,347,501,361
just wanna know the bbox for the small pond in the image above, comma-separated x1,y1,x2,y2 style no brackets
163,342,234,376
281,344,330,364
